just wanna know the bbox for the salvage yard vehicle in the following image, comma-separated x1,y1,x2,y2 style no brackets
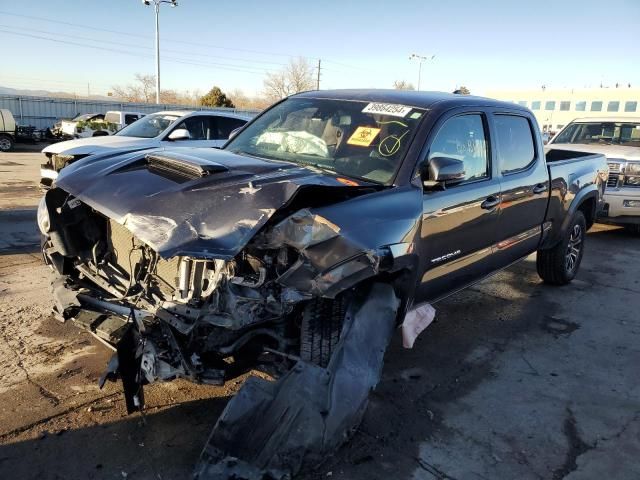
38,90,608,479
40,110,252,188
0,108,17,151
59,111,144,139
548,117,640,233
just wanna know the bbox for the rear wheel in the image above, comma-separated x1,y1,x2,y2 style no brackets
0,134,13,152
624,224,640,235
537,211,586,285
300,295,348,368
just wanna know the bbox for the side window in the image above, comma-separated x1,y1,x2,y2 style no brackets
124,114,139,125
176,117,207,140
427,114,489,183
494,115,536,174
210,117,247,140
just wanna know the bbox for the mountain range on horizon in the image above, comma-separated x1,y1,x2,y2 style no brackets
0,85,115,101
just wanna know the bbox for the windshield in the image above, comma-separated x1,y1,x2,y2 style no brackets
553,122,640,146
225,97,426,184
116,113,180,138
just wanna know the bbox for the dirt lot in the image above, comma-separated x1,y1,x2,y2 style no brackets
1,144,639,480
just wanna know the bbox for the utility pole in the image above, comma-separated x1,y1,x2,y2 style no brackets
317,59,321,90
154,1,160,104
409,53,435,90
143,0,178,104
87,82,90,98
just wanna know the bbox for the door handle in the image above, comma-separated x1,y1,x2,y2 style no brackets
532,183,548,194
481,195,501,210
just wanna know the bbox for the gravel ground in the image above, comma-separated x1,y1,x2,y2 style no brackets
0,145,638,480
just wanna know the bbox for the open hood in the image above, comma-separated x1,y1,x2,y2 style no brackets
55,148,376,259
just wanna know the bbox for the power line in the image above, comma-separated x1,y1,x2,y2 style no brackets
0,11,303,59
0,10,372,73
0,29,279,76
0,24,289,68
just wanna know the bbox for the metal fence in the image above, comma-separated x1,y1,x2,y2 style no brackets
0,94,261,131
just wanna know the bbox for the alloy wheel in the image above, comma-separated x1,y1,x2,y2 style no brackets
565,224,582,273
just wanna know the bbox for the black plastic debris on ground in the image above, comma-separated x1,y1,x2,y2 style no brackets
194,283,400,480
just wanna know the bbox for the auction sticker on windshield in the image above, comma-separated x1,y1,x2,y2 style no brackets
362,103,412,118
347,126,381,146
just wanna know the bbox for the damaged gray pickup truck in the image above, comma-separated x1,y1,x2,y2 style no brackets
38,90,608,479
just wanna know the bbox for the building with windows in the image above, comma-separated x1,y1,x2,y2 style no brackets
485,87,640,133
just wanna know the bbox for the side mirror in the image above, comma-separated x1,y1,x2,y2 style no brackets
228,126,243,140
422,156,466,187
168,128,191,141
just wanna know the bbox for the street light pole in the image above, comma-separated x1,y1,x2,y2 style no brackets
143,0,178,104
409,53,435,91
154,2,160,104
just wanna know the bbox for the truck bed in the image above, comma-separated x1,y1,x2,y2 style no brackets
542,148,608,248
545,148,604,163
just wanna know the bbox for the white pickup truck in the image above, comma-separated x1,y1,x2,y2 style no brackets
548,117,640,233
60,111,145,138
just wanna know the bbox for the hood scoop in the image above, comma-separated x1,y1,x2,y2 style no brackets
146,152,229,181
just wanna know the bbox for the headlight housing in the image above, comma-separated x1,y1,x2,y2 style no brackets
37,196,51,235
51,154,75,171
626,162,640,175
624,162,640,186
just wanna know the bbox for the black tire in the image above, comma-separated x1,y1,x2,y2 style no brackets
624,224,640,235
537,210,586,285
300,296,348,368
0,134,14,152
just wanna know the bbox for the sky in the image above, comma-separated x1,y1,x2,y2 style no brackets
0,0,638,98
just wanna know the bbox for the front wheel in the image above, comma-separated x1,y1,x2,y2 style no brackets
537,211,586,285
0,134,14,152
300,295,348,368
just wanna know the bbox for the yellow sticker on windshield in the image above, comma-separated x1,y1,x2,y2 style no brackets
347,126,381,147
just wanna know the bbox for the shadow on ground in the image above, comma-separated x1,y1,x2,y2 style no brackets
0,395,231,480
0,208,39,254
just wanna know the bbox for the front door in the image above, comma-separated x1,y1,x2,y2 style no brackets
415,112,501,303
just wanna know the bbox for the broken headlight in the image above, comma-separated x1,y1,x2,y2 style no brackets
37,195,51,234
51,154,75,171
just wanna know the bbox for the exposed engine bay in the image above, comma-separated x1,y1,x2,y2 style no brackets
39,161,411,478
41,186,388,386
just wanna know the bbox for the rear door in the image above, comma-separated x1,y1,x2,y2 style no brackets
210,116,248,146
415,110,502,302
490,112,549,266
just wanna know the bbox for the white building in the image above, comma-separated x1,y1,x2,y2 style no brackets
485,86,640,133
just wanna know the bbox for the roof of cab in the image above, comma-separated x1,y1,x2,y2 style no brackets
292,89,526,112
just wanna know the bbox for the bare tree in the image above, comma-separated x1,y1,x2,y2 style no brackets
229,88,271,110
393,80,415,90
112,74,156,103
263,57,316,101
111,74,199,105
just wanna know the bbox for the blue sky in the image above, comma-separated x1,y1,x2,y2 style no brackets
0,0,638,97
